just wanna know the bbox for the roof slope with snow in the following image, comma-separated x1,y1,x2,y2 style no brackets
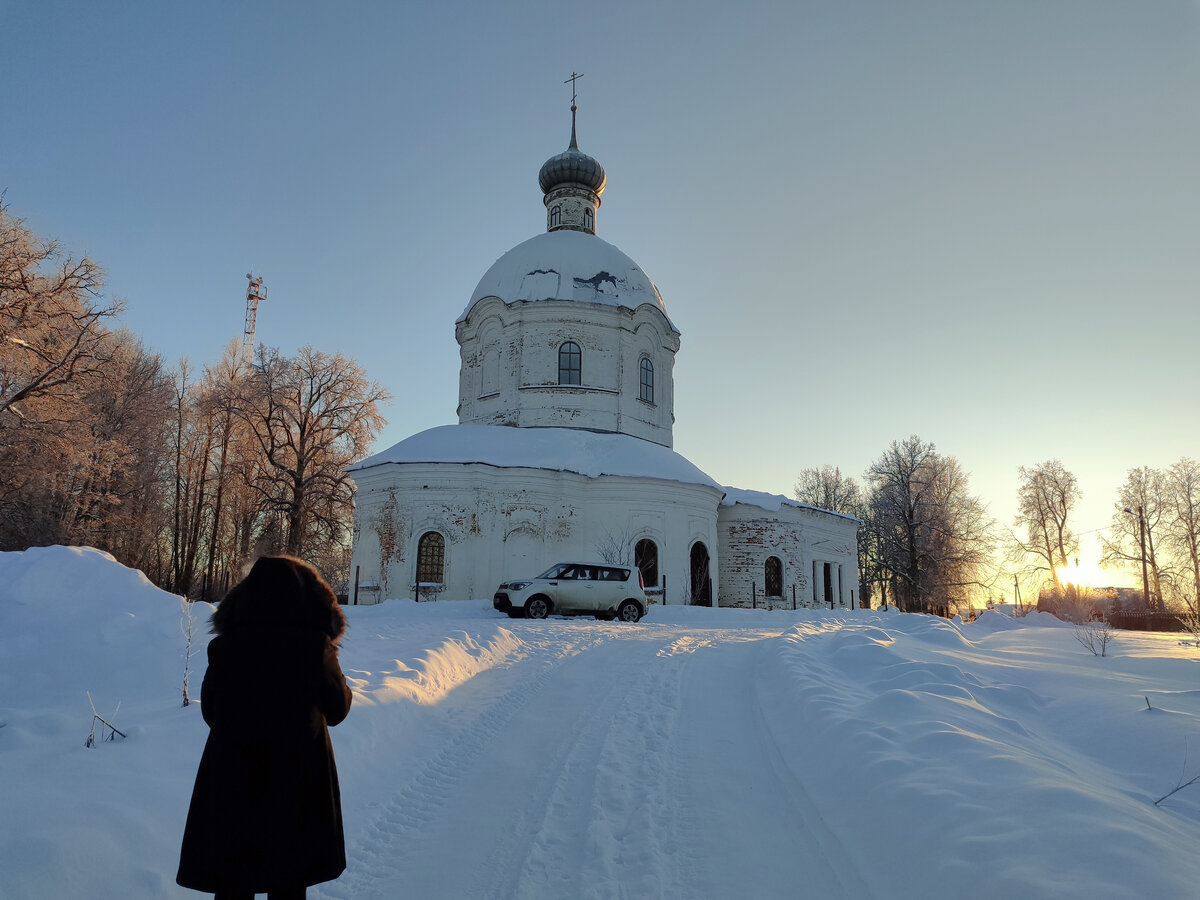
350,423,719,488
459,230,675,328
720,486,862,523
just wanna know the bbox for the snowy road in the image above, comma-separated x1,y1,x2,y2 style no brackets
317,619,873,900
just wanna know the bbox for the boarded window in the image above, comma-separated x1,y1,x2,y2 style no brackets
416,532,445,584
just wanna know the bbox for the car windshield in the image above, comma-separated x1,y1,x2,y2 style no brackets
535,563,574,579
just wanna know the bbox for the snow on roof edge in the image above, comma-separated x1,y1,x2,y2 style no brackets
349,424,721,490
719,485,863,524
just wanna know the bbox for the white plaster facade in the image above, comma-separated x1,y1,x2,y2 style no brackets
348,109,858,610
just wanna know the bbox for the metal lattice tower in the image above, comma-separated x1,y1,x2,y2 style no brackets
243,274,266,362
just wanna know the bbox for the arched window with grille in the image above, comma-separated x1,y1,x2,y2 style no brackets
558,341,581,385
639,357,654,403
765,556,783,598
583,207,593,232
550,205,562,228
635,538,659,589
417,532,445,584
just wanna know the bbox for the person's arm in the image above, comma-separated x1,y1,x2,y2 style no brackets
317,638,353,727
198,637,225,727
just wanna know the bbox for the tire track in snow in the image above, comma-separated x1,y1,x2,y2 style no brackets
493,626,695,899
752,650,875,900
671,635,874,900
313,629,608,900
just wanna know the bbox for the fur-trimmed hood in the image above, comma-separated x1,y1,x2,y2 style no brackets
211,555,346,643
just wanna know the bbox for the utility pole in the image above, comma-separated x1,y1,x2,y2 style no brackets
1125,506,1151,611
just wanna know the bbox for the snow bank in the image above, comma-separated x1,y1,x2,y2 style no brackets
767,610,1200,897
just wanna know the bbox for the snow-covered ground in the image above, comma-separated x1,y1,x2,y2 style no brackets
2,546,1198,899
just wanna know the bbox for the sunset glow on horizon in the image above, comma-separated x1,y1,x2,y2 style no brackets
1057,560,1110,590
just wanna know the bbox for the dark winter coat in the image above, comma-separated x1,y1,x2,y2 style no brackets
177,556,352,893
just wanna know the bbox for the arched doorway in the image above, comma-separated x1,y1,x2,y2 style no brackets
690,542,712,606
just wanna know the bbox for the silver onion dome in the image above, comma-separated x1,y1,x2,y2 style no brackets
538,107,606,195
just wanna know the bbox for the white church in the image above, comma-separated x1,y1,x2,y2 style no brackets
348,101,858,610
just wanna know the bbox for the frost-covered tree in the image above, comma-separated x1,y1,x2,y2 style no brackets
238,346,390,557
1164,458,1200,621
793,465,863,516
0,205,120,419
864,436,995,616
1011,460,1080,596
1103,467,1169,608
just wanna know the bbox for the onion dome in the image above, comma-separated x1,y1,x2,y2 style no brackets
538,108,606,196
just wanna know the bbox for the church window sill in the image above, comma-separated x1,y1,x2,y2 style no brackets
519,384,618,395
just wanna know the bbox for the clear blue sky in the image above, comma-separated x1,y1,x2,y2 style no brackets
5,1,1198,590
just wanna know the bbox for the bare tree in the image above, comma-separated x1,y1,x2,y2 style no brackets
793,465,863,516
239,346,389,557
0,205,121,419
1103,467,1169,608
593,522,635,565
1011,460,1080,597
1164,458,1200,621
864,435,996,616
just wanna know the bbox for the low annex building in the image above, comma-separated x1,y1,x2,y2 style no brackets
348,103,858,609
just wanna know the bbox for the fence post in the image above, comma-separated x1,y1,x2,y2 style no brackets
792,584,796,610
353,565,360,605
752,583,757,609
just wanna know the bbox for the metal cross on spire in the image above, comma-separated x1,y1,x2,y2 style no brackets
564,72,584,149
564,71,584,110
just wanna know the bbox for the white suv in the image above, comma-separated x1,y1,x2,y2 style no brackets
493,562,647,622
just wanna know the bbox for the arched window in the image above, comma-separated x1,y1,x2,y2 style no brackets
639,357,654,403
558,341,581,385
635,538,659,589
550,205,561,228
416,532,445,584
583,207,593,232
765,556,783,598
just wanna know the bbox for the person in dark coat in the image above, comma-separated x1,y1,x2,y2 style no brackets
177,555,353,899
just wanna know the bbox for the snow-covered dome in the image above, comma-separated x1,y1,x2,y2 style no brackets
459,230,674,327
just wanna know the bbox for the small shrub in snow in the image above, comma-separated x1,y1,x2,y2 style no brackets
181,597,198,707
1073,621,1116,657
85,692,126,748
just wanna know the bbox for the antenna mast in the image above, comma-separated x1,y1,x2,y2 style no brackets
243,273,266,363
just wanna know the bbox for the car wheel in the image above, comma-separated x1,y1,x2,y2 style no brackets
525,596,551,619
617,600,641,623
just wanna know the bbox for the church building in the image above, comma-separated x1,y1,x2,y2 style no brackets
348,101,858,610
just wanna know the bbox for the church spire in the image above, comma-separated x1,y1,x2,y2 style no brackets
567,71,581,150
538,74,606,234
